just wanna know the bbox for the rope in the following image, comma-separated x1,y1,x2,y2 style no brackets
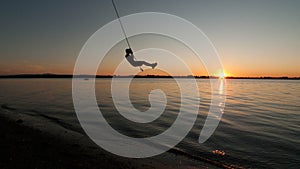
112,0,144,71
112,0,131,49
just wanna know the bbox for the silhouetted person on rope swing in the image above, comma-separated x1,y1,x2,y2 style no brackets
125,48,157,71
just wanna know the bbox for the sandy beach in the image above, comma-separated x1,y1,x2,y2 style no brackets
0,107,219,169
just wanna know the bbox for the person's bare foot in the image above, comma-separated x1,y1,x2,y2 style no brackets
151,63,157,69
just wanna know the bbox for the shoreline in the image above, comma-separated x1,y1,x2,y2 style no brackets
0,107,220,169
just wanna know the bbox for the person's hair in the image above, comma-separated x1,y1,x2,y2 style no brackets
126,48,132,54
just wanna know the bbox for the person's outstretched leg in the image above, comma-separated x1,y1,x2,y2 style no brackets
136,61,157,69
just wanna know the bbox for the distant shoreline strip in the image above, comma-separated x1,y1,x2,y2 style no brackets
0,74,299,80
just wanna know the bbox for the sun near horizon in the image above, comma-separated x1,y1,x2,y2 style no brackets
216,70,231,79
218,72,226,79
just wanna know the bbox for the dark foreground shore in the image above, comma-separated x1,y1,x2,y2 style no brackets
0,108,218,169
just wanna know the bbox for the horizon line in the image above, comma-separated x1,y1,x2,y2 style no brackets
0,73,299,79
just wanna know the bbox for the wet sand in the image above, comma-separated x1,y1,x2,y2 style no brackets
0,108,218,169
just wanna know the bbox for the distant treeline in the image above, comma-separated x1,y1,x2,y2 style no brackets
0,74,299,80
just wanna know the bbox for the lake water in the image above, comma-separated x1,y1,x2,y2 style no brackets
0,78,299,168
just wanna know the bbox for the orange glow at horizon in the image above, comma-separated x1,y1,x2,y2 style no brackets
1,62,299,78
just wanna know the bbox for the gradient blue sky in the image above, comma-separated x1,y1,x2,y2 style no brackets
0,0,299,76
